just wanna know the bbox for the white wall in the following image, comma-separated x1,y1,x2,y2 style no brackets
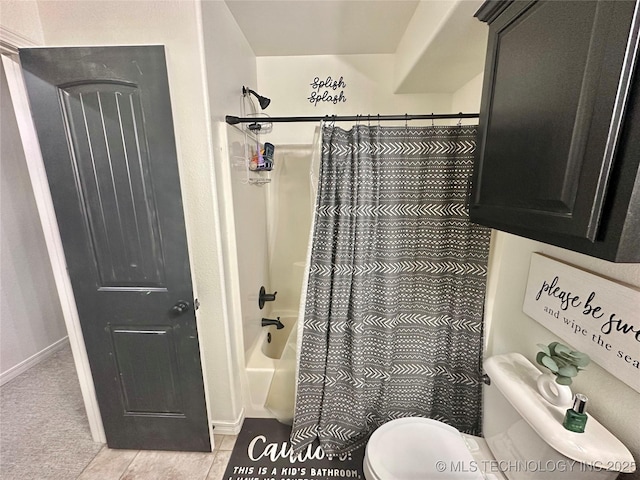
3,0,242,433
451,74,640,479
451,72,484,120
394,0,457,92
199,1,271,423
1,60,67,383
394,0,487,94
257,54,452,145
0,0,44,44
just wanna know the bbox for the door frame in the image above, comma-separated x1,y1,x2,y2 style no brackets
1,26,107,443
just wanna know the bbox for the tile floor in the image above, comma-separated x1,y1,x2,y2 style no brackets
76,434,235,480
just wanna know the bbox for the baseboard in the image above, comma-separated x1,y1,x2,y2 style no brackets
0,336,69,386
212,408,245,435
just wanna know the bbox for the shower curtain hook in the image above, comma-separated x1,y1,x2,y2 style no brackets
377,114,381,128
367,115,371,127
405,113,408,129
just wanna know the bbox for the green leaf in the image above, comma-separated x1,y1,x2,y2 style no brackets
558,365,578,377
552,355,569,368
554,343,571,356
564,350,583,358
556,375,573,386
572,352,591,367
541,355,559,372
537,344,551,356
535,341,589,381
556,351,576,361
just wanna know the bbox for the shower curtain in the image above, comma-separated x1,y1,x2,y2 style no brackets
290,124,491,455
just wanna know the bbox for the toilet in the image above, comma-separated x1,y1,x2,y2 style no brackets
363,353,636,480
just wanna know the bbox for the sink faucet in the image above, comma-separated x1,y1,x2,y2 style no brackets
261,317,284,329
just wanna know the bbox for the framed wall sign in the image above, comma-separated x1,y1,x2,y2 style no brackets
523,253,640,393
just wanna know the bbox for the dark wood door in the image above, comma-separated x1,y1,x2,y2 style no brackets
471,0,637,241
20,46,210,451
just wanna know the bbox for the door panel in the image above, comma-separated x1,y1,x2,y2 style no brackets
111,326,182,414
20,46,210,451
60,83,167,288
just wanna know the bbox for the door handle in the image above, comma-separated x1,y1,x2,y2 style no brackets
171,300,191,315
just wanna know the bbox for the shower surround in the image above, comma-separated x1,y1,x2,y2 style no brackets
227,125,317,417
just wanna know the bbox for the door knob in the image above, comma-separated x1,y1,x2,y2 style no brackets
171,300,191,314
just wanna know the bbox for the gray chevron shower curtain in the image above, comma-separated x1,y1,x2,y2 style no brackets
290,124,491,455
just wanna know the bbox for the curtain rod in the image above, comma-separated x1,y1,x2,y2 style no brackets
225,112,479,125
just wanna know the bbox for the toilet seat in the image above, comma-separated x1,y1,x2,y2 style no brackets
363,417,485,480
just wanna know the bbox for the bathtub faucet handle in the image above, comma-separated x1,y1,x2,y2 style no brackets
261,317,284,330
258,286,277,309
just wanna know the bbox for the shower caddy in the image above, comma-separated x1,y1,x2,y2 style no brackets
230,118,271,185
233,90,275,185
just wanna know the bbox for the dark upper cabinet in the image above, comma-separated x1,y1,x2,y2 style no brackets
471,0,640,262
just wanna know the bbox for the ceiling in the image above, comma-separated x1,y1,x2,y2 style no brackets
224,0,488,93
224,0,421,56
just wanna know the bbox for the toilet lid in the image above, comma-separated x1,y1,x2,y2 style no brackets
365,418,484,479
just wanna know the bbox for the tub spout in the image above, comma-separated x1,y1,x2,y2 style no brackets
261,317,284,329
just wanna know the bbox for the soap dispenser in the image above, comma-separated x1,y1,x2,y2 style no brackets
563,393,588,433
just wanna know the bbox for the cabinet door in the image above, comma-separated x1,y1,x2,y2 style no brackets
471,0,637,241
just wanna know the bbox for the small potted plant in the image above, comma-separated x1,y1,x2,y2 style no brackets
535,342,590,406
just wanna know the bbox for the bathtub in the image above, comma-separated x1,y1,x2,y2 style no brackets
245,312,297,417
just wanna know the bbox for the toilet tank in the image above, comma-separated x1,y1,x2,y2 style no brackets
482,353,635,480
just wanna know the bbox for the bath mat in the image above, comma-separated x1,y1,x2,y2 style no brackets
222,418,365,480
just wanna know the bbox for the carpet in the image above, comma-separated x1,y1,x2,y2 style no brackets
223,418,365,480
0,344,103,479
